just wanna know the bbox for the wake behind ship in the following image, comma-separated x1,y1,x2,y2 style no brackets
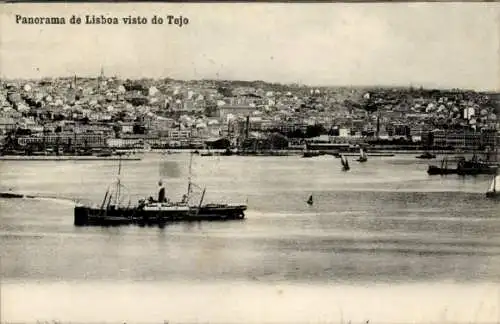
74,154,247,226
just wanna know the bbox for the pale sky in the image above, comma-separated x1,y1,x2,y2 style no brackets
1,2,499,91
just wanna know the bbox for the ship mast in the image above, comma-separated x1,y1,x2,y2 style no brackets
114,156,122,206
186,152,193,200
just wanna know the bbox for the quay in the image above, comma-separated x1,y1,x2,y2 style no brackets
0,155,142,161
341,152,394,157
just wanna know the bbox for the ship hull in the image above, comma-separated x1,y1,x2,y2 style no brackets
486,191,500,199
456,160,498,175
427,165,457,175
456,166,498,175
74,204,246,227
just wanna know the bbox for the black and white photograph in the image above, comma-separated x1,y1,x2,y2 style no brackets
1,2,499,323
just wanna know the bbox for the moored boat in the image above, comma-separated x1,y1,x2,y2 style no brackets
427,156,457,175
427,165,457,175
456,156,498,175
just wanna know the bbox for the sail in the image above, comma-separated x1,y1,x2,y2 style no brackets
340,154,349,169
359,148,367,160
490,175,500,192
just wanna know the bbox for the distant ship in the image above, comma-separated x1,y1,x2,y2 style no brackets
486,174,500,199
74,154,247,226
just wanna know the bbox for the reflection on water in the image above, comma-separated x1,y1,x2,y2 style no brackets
1,154,499,322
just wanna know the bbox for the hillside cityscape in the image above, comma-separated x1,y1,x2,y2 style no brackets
1,71,499,156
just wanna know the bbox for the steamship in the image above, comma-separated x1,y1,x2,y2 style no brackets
74,154,247,226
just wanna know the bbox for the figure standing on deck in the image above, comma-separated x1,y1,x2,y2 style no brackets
158,180,167,202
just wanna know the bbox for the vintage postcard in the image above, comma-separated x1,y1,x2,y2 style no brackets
1,2,499,324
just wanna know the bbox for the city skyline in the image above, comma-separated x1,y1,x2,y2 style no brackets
1,2,499,91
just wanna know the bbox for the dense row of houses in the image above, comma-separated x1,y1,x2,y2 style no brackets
1,77,499,155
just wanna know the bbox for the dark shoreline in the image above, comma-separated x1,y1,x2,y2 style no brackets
0,149,497,160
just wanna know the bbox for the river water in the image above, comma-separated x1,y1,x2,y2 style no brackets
1,153,499,323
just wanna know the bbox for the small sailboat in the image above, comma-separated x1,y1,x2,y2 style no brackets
340,154,350,171
307,194,313,206
486,174,500,198
356,148,368,163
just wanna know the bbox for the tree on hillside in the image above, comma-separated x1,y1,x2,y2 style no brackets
287,128,305,139
113,125,121,138
133,123,146,134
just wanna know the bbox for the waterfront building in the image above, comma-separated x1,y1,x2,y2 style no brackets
168,129,192,140
17,133,109,148
107,137,166,149
430,129,498,150
270,122,308,134
119,122,135,134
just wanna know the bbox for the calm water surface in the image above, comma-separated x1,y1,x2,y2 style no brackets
1,153,499,323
